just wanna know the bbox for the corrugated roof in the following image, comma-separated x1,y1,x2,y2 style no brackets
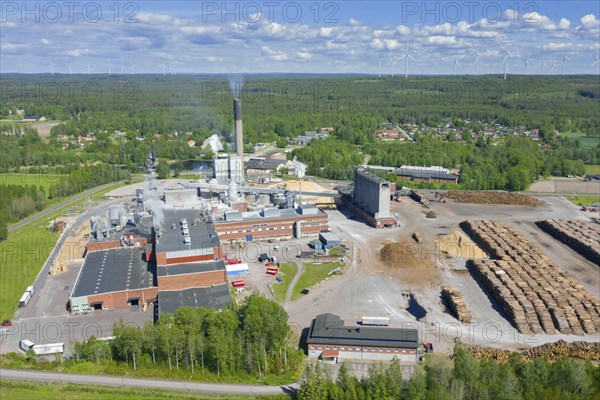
307,313,418,349
157,260,225,277
158,284,232,314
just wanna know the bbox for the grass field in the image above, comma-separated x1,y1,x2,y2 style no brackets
567,195,600,207
559,132,599,150
291,262,343,301
0,380,289,400
584,165,600,175
0,173,65,198
0,182,125,321
272,263,298,302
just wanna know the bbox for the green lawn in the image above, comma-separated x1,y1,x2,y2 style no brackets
272,263,298,302
568,195,600,207
559,132,599,150
584,165,600,175
0,182,125,321
291,262,343,301
0,173,65,198
0,380,289,400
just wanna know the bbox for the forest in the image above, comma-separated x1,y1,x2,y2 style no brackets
297,342,600,400
72,295,303,381
1,74,598,190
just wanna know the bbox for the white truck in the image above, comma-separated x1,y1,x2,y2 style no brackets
20,339,64,355
360,316,390,326
26,285,35,296
18,291,31,308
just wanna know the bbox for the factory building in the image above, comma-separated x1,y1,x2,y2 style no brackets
157,260,226,291
306,314,419,363
158,284,232,314
349,167,396,228
214,154,244,185
215,204,329,242
394,166,459,184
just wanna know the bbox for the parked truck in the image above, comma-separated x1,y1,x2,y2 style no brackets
360,316,390,326
26,285,35,296
19,340,64,355
19,291,31,308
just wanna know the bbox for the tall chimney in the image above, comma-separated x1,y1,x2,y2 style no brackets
234,98,243,161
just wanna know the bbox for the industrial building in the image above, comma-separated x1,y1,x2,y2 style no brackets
214,154,244,185
345,167,396,228
319,232,341,248
306,313,419,363
158,284,232,314
394,166,459,184
214,204,329,242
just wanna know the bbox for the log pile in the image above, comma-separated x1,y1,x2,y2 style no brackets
460,220,600,335
536,220,600,266
441,285,472,323
467,340,600,362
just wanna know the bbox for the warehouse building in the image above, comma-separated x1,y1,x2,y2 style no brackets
215,204,329,242
394,166,459,184
157,283,232,314
306,313,419,363
157,260,226,291
319,232,341,248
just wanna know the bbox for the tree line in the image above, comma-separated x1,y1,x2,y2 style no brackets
73,294,303,379
297,342,600,400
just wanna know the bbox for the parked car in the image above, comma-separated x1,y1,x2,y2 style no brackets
1,320,12,327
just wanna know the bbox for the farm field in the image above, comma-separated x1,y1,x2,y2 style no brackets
559,131,599,150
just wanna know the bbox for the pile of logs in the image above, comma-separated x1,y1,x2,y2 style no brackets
460,220,600,335
536,220,600,266
441,285,472,323
467,340,600,362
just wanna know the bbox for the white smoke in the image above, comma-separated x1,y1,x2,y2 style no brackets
228,75,244,97
144,170,165,229
202,134,224,154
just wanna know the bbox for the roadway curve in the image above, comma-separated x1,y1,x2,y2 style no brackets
8,181,123,232
0,369,298,396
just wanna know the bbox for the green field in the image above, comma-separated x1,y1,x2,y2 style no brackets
0,380,289,400
0,173,65,198
291,262,343,301
272,262,298,302
584,165,600,175
568,195,600,207
559,132,599,150
0,183,125,321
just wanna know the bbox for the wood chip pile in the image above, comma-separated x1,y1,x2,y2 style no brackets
460,220,600,335
445,191,542,207
441,285,472,323
536,219,600,266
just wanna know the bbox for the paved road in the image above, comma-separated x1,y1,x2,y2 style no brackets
0,369,298,396
8,181,123,232
284,260,304,304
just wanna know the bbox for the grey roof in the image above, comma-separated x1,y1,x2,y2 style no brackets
307,313,418,349
217,207,325,224
157,260,225,277
158,209,221,253
158,283,232,314
246,158,286,170
355,167,389,185
394,167,458,181
72,248,155,297
319,232,340,243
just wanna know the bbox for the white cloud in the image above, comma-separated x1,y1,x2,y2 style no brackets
296,49,312,61
581,14,599,29
396,25,410,35
426,36,458,45
558,18,571,30
370,38,385,49
66,49,90,57
348,18,361,26
41,38,50,45
261,46,287,61
319,27,335,38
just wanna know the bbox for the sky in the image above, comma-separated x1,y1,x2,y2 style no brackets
1,1,599,75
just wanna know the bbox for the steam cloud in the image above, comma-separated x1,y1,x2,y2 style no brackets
202,134,224,153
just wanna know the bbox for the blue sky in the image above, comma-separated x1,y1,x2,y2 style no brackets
1,1,599,74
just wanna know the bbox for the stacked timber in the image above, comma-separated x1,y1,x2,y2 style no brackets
467,340,600,362
536,220,600,266
462,220,600,335
441,285,472,323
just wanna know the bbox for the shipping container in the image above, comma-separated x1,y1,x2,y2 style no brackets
360,316,390,326
19,340,64,355
19,291,31,308
266,268,279,275
232,280,245,287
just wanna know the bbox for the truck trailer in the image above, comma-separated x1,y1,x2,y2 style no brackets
19,340,64,355
360,316,390,326
18,291,31,308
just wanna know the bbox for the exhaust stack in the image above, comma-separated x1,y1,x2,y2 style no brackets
234,98,243,161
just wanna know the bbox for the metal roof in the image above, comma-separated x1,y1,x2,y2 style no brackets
394,167,458,181
307,313,418,349
157,260,226,277
72,248,155,297
157,209,221,253
158,283,232,314
246,158,286,170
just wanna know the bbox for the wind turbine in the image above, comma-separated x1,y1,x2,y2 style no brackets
104,57,114,75
376,56,387,78
594,50,600,74
129,62,136,75
560,52,570,75
169,64,174,76
119,57,125,75
161,59,167,76
402,42,416,79
387,48,401,77
86,60,91,74
502,50,510,80
68,64,72,75
48,62,56,76
474,54,479,77
524,60,529,75
453,58,459,76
